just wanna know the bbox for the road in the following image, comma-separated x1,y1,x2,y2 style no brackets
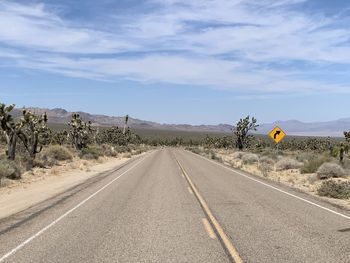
0,148,349,262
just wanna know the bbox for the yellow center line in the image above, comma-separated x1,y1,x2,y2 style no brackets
188,186,193,194
202,218,217,239
175,158,244,263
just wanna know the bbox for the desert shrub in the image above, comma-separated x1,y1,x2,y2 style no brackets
242,153,258,164
81,153,96,160
32,158,49,168
114,145,131,153
258,156,274,177
16,154,33,168
276,155,285,160
132,149,143,155
275,158,302,171
203,148,210,155
210,151,222,162
232,151,246,159
300,155,331,174
80,146,104,160
124,153,132,158
316,162,346,179
186,147,201,154
260,149,279,160
341,159,350,170
101,145,118,157
296,152,311,163
40,145,73,161
307,173,319,184
259,156,275,165
104,148,118,157
0,159,22,180
317,180,350,199
258,162,272,177
330,147,339,158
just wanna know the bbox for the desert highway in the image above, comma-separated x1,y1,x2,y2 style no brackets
0,148,349,263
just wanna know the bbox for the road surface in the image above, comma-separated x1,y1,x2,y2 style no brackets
0,148,349,262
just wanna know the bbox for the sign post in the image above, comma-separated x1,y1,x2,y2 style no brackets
268,126,286,151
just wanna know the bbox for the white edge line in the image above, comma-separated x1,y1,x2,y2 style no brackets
0,152,152,262
185,150,350,221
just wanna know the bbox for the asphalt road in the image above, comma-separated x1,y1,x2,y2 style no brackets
0,148,349,263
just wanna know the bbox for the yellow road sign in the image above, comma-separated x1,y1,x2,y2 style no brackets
269,126,286,143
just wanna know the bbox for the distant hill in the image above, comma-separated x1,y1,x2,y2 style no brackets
11,107,350,137
12,107,234,133
255,119,350,137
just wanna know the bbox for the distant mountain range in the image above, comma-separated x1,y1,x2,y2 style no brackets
12,107,350,137
256,119,350,137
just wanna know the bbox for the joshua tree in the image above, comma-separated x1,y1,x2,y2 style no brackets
342,131,350,161
123,114,129,135
0,103,21,160
68,113,92,150
18,109,50,165
92,127,101,144
344,131,350,142
51,130,69,145
97,126,138,146
204,134,213,148
339,143,345,164
233,116,258,150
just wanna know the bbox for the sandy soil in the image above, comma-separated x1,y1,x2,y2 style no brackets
199,148,350,210
0,153,145,220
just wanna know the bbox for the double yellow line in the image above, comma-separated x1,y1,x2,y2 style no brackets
175,158,244,263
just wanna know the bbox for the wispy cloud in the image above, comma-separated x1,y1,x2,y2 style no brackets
1,0,350,95
0,2,137,53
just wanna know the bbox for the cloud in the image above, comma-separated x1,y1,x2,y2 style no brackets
17,53,350,95
0,1,137,53
1,0,350,95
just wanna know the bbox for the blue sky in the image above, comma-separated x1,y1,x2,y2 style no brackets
0,0,350,125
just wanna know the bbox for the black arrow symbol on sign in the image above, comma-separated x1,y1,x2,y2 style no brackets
274,130,281,139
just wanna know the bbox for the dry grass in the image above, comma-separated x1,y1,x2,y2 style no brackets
50,167,60,176
275,158,303,171
232,151,246,159
0,159,22,180
242,153,259,164
39,145,73,162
